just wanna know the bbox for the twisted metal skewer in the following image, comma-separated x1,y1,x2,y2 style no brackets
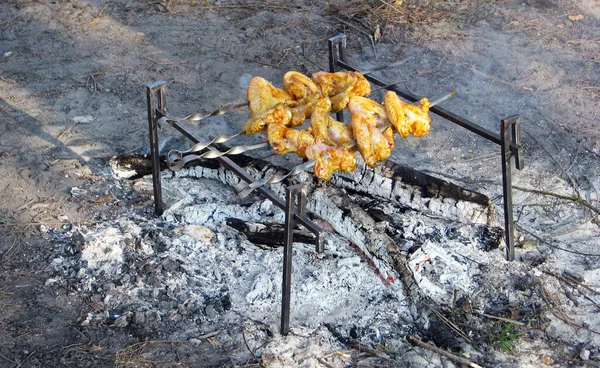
167,142,269,171
235,160,317,199
158,101,248,128
234,90,457,197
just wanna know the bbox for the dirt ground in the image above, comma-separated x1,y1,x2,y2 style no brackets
1,0,599,367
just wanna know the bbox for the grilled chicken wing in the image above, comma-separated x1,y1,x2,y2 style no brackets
309,107,353,146
283,71,321,100
247,76,291,117
348,96,394,167
384,91,431,137
266,123,315,157
288,94,332,127
242,103,292,135
305,142,357,181
312,71,371,112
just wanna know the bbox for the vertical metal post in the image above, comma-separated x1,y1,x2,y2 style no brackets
328,34,347,122
500,115,522,261
146,81,166,216
281,183,306,335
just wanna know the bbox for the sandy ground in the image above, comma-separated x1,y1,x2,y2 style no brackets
1,0,599,367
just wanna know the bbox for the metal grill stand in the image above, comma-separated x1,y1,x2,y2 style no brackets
146,82,323,335
328,34,523,261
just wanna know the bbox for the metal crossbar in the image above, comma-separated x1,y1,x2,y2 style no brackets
328,33,523,261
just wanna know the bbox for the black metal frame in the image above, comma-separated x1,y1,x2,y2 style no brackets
145,34,523,335
146,81,322,336
328,34,523,261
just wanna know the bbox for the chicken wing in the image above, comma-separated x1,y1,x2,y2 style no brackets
305,142,357,181
312,71,371,112
283,71,321,101
384,91,431,137
266,123,315,157
242,103,292,135
309,107,353,147
247,76,292,117
348,96,394,167
288,94,332,127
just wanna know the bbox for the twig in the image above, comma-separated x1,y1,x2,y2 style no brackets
473,311,525,326
471,67,535,91
429,307,471,343
541,270,600,311
333,16,373,37
0,351,16,365
406,335,482,368
242,329,265,368
524,129,582,197
82,73,97,111
512,185,600,215
316,356,336,368
324,323,389,359
143,56,189,66
515,223,600,257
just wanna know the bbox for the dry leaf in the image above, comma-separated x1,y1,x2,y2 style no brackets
540,355,555,365
557,24,564,28
568,14,584,21
394,0,403,6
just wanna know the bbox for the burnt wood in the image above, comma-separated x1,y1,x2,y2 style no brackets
225,217,316,247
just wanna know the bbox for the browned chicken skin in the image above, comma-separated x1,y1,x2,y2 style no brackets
348,96,394,168
384,91,431,137
309,107,353,147
242,103,292,135
247,76,292,116
283,71,321,100
312,71,371,112
243,71,434,181
305,142,357,181
244,73,333,134
266,123,315,157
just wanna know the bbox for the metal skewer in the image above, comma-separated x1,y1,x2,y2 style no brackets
235,160,317,199
158,101,248,127
160,62,412,149
167,142,269,171
234,90,457,197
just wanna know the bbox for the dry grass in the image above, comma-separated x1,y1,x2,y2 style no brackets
110,340,186,368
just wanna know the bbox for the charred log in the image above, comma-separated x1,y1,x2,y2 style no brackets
225,217,316,247
114,149,501,352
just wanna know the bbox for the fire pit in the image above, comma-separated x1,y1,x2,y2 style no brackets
145,34,523,335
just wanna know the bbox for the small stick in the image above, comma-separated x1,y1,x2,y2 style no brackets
406,335,483,368
473,310,525,326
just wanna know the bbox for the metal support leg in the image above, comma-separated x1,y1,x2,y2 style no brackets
281,183,307,335
146,81,166,216
500,115,523,261
328,34,347,122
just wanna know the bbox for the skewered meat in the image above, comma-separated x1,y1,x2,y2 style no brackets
266,123,315,157
283,71,321,100
241,71,437,182
384,91,431,137
348,96,394,168
247,76,291,116
309,107,353,146
312,71,371,112
244,72,332,135
243,103,292,135
288,94,332,127
305,142,357,181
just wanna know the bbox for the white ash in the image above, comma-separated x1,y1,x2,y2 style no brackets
41,164,600,366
